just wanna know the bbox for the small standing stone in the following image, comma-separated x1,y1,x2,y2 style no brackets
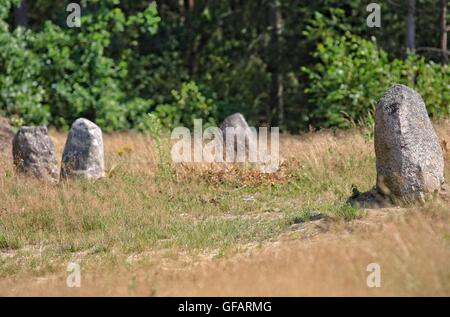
60,118,105,180
374,84,444,202
12,126,58,181
220,113,257,162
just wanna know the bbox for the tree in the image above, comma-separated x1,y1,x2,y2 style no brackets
441,0,448,63
268,0,284,128
406,0,416,53
1,0,448,131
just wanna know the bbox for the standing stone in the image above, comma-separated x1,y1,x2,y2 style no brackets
60,118,105,180
220,113,257,162
12,126,58,181
375,84,444,202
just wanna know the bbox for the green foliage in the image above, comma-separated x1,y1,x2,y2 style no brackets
126,2,160,35
0,22,49,124
333,204,361,221
303,30,450,128
136,112,171,179
0,1,161,131
0,0,21,19
302,33,389,128
0,0,449,132
31,20,127,130
413,58,450,119
155,81,217,129
123,98,155,128
136,112,162,136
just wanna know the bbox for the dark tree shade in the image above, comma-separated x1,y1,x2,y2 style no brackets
14,0,28,27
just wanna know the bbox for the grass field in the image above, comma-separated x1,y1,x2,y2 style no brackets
0,122,449,296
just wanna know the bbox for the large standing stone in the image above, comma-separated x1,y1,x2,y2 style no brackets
60,118,105,180
374,84,444,202
220,113,257,162
12,126,58,181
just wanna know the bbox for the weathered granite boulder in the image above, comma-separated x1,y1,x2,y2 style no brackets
374,84,444,202
12,126,58,181
60,118,105,180
220,113,257,162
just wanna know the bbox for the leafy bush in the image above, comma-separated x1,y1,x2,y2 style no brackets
0,0,161,131
303,31,450,128
0,22,49,125
1,1,448,132
136,112,162,136
154,81,217,129
413,58,450,119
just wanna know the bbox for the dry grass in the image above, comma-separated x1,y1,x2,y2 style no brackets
0,121,449,296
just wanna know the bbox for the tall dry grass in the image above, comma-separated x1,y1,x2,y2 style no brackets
0,121,449,296
2,203,449,296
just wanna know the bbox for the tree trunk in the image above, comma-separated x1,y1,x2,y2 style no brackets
184,0,196,75
269,0,284,129
184,0,194,17
14,0,28,28
179,0,186,22
406,0,416,53
440,0,448,63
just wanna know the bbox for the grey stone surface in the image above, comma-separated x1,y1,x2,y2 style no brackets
220,113,257,162
12,126,58,181
374,84,444,202
60,118,105,180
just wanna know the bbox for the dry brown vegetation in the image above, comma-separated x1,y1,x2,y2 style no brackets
0,121,450,296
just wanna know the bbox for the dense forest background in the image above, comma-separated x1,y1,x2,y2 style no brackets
0,0,449,132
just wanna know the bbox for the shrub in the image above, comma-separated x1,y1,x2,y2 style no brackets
154,81,217,129
414,58,450,119
0,1,160,131
303,32,450,129
0,22,49,125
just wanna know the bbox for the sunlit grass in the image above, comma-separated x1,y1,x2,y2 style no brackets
0,122,449,295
